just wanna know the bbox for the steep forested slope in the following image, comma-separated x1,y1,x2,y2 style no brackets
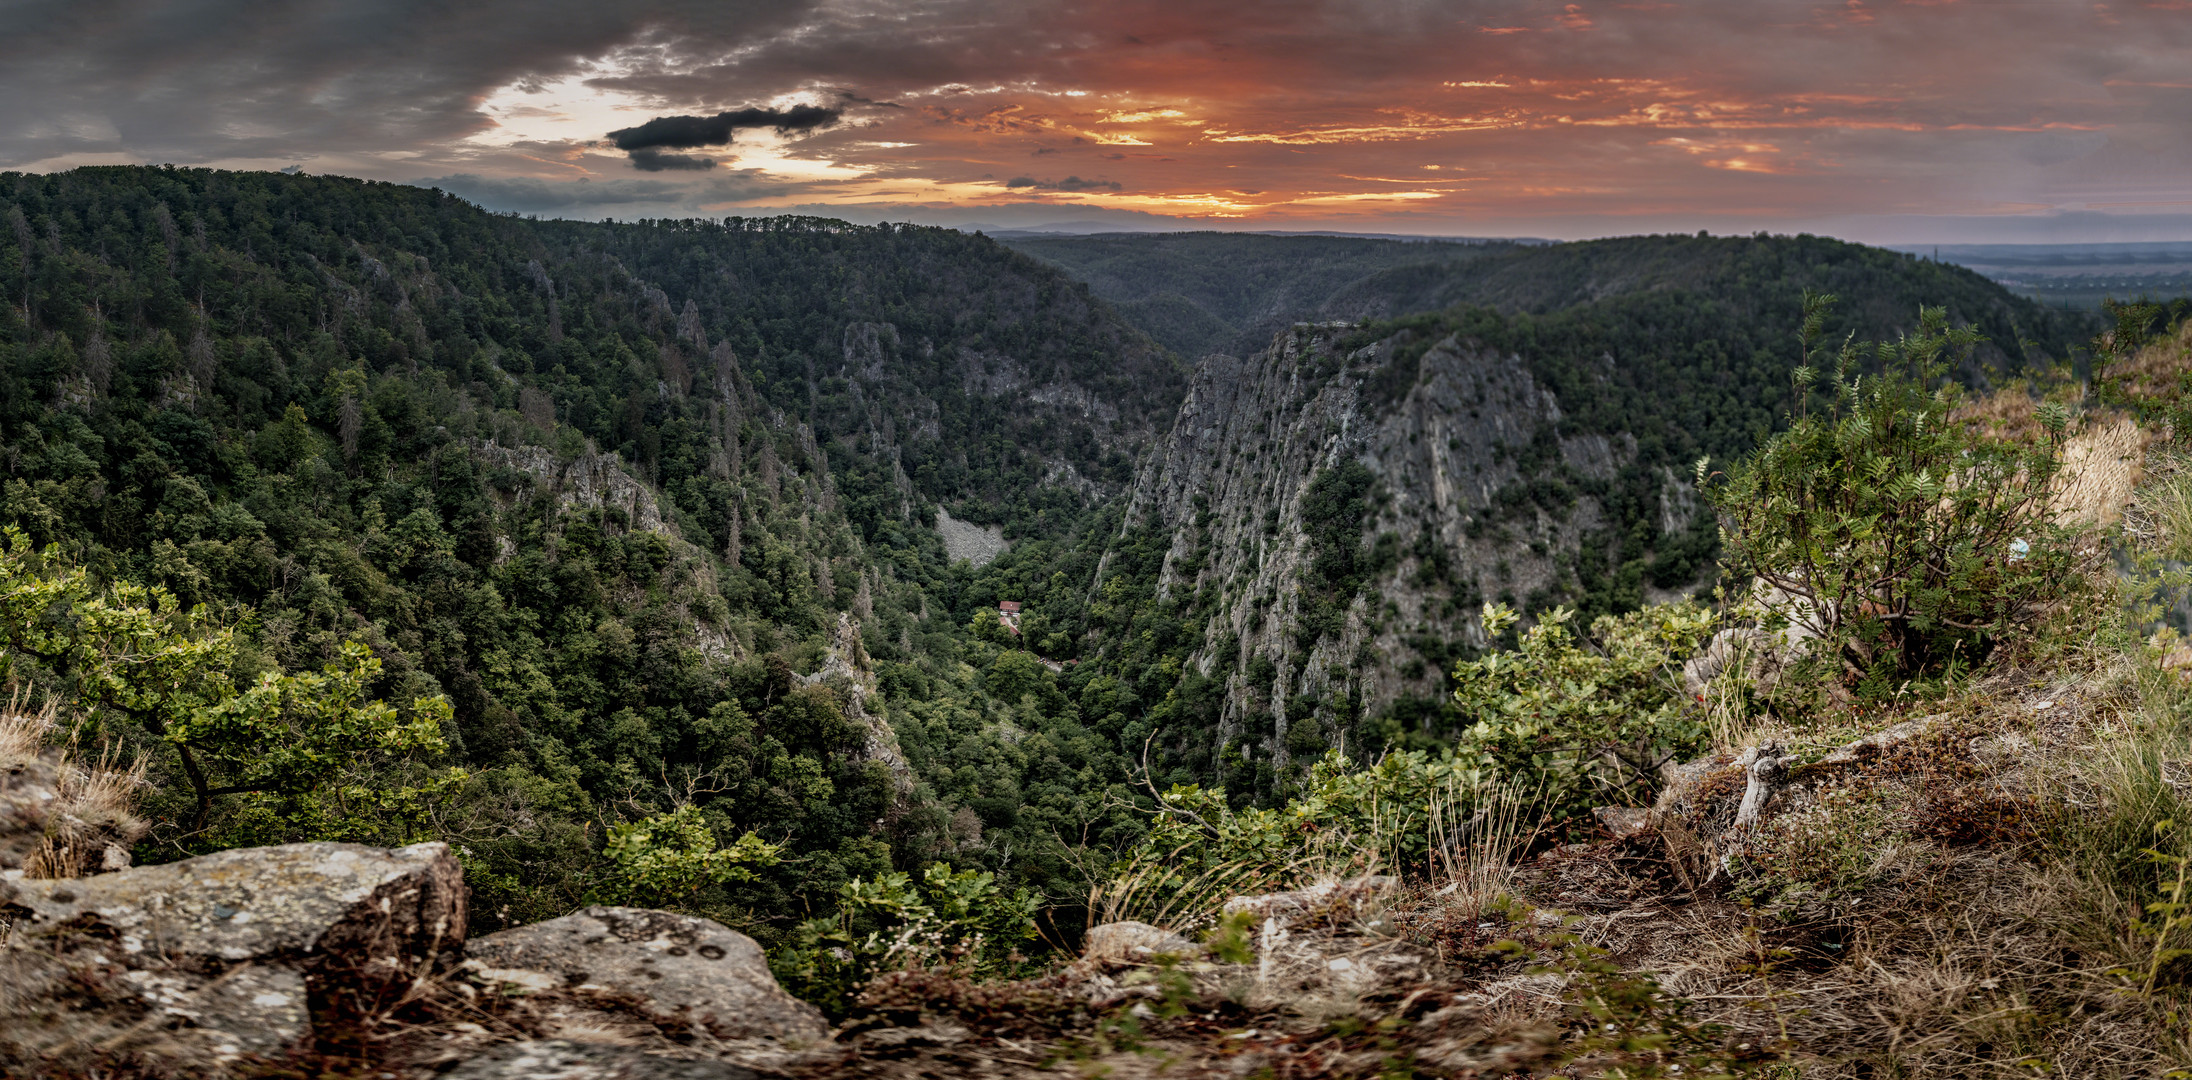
0,166,1172,937
1057,236,2101,805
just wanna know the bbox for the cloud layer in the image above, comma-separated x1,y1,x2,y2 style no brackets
4,0,2189,241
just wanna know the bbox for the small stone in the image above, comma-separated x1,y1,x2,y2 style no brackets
1590,806,1654,841
1081,920,1201,963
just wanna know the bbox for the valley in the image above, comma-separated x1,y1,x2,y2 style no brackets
22,167,2192,1078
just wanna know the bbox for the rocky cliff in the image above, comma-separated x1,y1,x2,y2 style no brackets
1122,321,1701,775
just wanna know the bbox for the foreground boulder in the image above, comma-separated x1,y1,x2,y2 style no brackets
0,841,465,1069
463,906,829,1046
442,1039,767,1080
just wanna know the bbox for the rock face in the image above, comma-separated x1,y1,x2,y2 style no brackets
463,906,829,1045
477,443,674,536
0,841,466,1068
1121,323,1697,778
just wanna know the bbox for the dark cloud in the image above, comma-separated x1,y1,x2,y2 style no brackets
1006,175,1124,192
627,148,719,172
607,104,842,151
0,0,817,165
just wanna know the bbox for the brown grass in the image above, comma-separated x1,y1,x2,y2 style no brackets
0,695,146,879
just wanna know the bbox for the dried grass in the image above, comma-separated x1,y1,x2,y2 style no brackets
2051,415,2152,528
0,694,147,880
1426,770,1532,921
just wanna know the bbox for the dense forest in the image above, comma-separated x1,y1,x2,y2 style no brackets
998,231,1527,358
0,166,1173,946
0,167,2102,960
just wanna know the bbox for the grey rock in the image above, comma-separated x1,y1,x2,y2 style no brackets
936,506,1008,566
1121,324,1670,772
1590,806,1655,841
5,840,466,970
443,1039,765,1080
1081,920,1201,964
1223,875,1398,928
0,841,466,1066
465,906,829,1045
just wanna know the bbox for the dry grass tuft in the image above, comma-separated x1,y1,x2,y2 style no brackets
0,695,147,880
2052,415,2152,528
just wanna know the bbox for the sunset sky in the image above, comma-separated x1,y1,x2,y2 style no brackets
3,0,2189,242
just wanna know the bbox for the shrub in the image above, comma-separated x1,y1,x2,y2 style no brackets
1452,599,1719,822
776,862,1040,1016
600,803,781,907
1706,294,2077,696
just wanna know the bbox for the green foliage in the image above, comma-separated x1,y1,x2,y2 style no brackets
0,166,1173,943
2111,820,2192,997
0,527,457,834
1708,293,2078,694
1000,231,1519,359
1452,600,1719,820
1105,750,1489,932
601,803,782,907
776,861,1040,1016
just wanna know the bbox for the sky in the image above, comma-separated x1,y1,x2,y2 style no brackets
2,0,2190,243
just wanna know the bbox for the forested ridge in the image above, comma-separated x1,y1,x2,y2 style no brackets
0,166,1175,946
0,166,2103,965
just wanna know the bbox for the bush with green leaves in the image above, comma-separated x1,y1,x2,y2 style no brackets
776,861,1040,1016
1452,599,1719,820
1101,598,1715,931
0,527,460,840
601,803,783,907
1707,293,2078,697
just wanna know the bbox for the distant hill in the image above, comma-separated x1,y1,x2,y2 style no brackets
997,232,1527,359
1008,231,2097,372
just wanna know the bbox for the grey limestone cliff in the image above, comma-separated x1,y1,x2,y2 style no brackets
1123,323,1697,772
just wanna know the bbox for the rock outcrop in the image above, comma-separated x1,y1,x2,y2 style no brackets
463,907,829,1046
1123,322,1691,775
1079,920,1201,964
0,841,465,1068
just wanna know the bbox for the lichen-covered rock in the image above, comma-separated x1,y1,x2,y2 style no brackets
442,1039,766,1080
1081,920,1201,964
5,840,466,969
1223,875,1398,929
0,841,466,1069
464,906,829,1045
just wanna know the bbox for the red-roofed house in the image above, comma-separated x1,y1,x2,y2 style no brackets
998,600,1022,634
